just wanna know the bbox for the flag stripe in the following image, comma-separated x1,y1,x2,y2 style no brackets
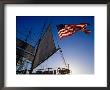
58,30,75,37
58,29,72,35
59,32,73,38
76,24,85,27
58,28,74,34
58,28,74,38
57,24,76,38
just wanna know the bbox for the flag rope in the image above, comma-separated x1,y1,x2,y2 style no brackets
57,41,67,68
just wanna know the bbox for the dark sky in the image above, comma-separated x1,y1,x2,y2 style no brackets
16,16,94,74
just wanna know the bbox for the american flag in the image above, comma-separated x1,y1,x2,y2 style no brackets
56,24,91,39
57,24,77,39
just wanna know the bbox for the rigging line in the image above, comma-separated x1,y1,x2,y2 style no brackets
17,31,27,36
34,23,46,52
55,22,67,68
59,49,67,67
55,16,68,67
36,17,48,42
25,27,32,42
56,41,67,68
29,23,46,74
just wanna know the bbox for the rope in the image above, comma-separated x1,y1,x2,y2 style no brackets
59,49,67,67
57,41,67,68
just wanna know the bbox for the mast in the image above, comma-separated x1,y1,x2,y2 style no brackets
29,24,46,74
